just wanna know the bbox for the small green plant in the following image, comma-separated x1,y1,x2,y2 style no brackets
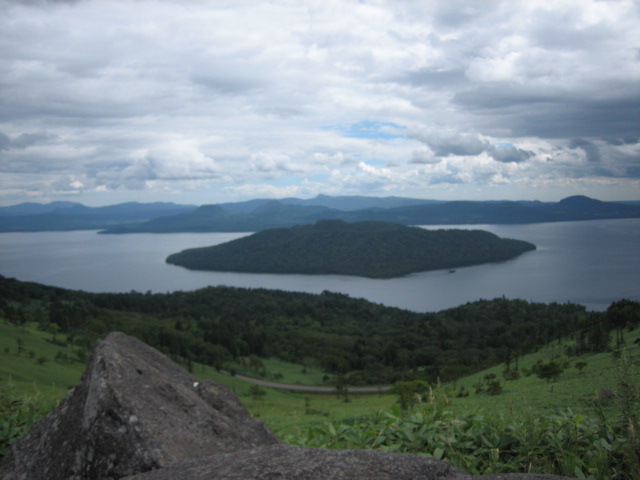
613,350,640,478
281,402,638,479
532,360,564,383
574,360,587,374
502,368,520,381
392,380,429,410
248,384,266,401
0,382,49,458
485,378,503,395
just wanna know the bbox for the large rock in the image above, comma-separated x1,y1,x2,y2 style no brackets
123,444,470,480
1,332,576,480
1,332,279,480
122,443,573,480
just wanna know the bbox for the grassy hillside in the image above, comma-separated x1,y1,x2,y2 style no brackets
2,275,591,387
1,275,639,478
1,319,639,478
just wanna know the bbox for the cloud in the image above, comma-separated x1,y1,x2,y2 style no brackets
0,131,54,151
408,130,488,157
410,149,440,165
1,0,639,205
569,138,602,163
488,145,534,164
408,129,534,164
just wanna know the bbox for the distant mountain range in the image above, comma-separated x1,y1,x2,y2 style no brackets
0,201,197,232
0,195,639,233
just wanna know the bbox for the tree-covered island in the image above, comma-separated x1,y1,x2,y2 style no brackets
166,220,536,278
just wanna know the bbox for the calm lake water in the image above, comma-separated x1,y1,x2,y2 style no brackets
0,219,638,312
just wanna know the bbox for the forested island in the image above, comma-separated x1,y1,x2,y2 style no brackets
166,220,536,278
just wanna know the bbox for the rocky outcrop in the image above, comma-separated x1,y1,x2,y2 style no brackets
122,444,577,480
123,444,470,480
1,332,576,480
1,332,278,480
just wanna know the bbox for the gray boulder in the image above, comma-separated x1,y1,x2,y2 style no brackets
123,444,574,480
1,332,278,480
123,444,470,480
122,443,575,480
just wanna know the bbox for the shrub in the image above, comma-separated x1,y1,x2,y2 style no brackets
280,403,637,479
0,383,50,458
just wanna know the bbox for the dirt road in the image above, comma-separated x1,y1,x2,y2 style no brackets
222,371,391,393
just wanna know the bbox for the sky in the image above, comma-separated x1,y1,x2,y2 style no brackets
1,0,639,207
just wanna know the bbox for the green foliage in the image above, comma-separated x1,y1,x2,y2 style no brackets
2,289,639,480
0,382,50,458
575,360,587,373
248,384,267,401
473,374,503,395
166,220,536,278
0,275,593,384
532,360,564,383
392,380,430,410
281,401,637,479
612,350,640,478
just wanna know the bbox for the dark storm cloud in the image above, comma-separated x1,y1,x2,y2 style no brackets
407,130,487,157
604,136,640,146
569,139,602,163
408,129,533,164
0,132,10,151
488,145,534,164
0,131,55,151
454,85,640,140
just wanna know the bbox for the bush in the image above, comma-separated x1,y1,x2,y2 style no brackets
0,383,49,458
279,402,637,479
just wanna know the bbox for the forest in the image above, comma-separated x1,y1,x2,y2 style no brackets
1,275,637,386
166,220,536,278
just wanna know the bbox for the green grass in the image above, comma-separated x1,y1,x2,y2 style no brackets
0,322,86,403
192,361,391,432
449,328,640,418
2,319,638,447
223,356,330,386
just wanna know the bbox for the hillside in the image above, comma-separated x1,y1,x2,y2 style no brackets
2,274,638,479
0,275,592,387
165,220,536,278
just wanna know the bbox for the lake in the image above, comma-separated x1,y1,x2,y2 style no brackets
0,219,638,312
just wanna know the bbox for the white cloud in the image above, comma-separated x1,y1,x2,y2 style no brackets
0,0,638,205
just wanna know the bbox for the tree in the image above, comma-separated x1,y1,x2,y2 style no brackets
248,384,266,401
335,375,349,403
607,299,640,345
575,360,587,374
15,338,25,357
485,378,504,395
392,380,429,410
533,360,564,383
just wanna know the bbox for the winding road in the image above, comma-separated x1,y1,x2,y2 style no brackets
222,371,392,393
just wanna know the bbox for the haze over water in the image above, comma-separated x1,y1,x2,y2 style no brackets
0,219,638,313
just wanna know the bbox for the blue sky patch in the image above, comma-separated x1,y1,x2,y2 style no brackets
327,121,406,140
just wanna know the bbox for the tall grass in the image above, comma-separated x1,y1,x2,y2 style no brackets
280,384,637,479
0,381,53,457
